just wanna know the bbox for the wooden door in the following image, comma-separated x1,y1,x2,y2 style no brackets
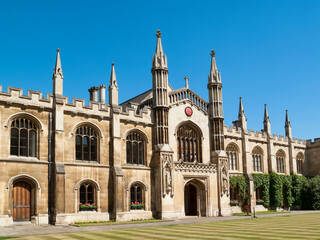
13,181,31,221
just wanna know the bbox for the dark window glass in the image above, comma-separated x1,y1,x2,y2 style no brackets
10,128,19,156
87,185,93,204
130,186,135,203
20,129,28,157
127,142,132,164
75,126,98,162
29,130,37,157
126,132,145,165
80,185,86,204
136,186,142,203
76,136,82,160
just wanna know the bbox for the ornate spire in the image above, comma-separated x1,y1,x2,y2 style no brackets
208,50,219,83
53,48,63,79
184,76,189,89
109,63,118,89
152,30,167,69
263,104,271,136
285,110,292,139
264,104,270,123
109,63,118,105
238,97,245,118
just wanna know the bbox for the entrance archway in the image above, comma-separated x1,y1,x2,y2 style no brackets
13,181,31,221
184,179,206,217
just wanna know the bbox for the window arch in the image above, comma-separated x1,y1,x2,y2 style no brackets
10,117,38,157
78,181,97,211
252,147,263,172
126,131,145,165
75,125,98,161
129,182,145,210
276,150,286,173
226,143,238,171
296,152,304,174
176,123,202,163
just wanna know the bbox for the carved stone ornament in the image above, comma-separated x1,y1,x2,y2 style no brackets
220,159,229,197
174,160,217,173
162,153,174,198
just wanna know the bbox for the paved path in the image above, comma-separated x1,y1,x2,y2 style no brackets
1,211,319,237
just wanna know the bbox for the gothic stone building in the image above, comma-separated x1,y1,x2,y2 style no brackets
0,30,319,226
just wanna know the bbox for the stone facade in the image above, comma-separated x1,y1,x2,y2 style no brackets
0,31,319,226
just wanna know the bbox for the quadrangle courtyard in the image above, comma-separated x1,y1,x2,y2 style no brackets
5,212,320,240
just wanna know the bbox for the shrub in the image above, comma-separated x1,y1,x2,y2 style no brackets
301,175,320,210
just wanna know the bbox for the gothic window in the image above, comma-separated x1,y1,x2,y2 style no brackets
80,183,95,204
252,147,263,172
10,117,38,157
296,153,304,174
276,150,286,173
226,144,238,171
126,131,145,165
177,123,202,162
75,125,98,161
130,183,145,209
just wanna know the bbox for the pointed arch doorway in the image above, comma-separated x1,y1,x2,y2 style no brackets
184,179,206,217
13,181,31,221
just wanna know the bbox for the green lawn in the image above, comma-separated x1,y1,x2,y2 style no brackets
74,219,171,227
14,213,320,239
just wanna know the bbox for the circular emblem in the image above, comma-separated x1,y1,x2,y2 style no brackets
185,107,193,117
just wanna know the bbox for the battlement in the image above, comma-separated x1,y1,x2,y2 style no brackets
120,105,152,124
224,125,242,135
248,129,267,138
0,86,53,108
306,138,320,145
293,138,306,144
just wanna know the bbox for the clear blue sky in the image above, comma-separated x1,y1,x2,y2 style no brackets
0,0,319,140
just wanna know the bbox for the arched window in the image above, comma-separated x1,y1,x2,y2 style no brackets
75,125,98,161
276,150,286,173
126,131,145,165
296,153,304,174
177,123,202,162
252,147,263,172
130,183,145,210
79,182,97,211
10,117,38,157
226,144,238,171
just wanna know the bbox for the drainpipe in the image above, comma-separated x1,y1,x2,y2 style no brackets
48,112,52,224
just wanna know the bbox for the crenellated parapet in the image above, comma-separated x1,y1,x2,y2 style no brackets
248,129,268,139
169,88,208,114
224,125,242,136
306,138,320,145
0,86,53,110
120,105,152,126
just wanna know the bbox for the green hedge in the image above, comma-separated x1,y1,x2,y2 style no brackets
301,175,320,210
252,173,270,208
229,175,249,203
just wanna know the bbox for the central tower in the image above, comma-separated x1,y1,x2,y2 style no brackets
151,30,175,219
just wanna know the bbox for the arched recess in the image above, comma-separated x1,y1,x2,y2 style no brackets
276,149,286,173
184,179,207,217
71,121,104,138
296,152,304,174
4,112,44,132
127,181,148,211
175,121,203,163
7,174,41,221
74,178,101,213
124,130,148,165
226,143,240,171
122,128,150,143
252,146,264,172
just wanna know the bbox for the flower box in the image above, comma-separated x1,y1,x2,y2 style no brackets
230,200,239,206
256,199,264,205
79,203,97,211
131,201,144,210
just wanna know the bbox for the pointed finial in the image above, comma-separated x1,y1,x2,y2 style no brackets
238,97,245,118
53,48,63,78
209,50,218,83
264,104,269,121
285,109,290,124
156,30,162,38
184,76,189,89
109,62,117,88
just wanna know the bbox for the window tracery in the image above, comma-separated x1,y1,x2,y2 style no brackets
75,125,98,162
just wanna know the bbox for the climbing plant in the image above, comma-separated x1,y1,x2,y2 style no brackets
280,175,294,208
291,174,307,207
229,175,249,203
269,171,283,208
252,173,270,208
